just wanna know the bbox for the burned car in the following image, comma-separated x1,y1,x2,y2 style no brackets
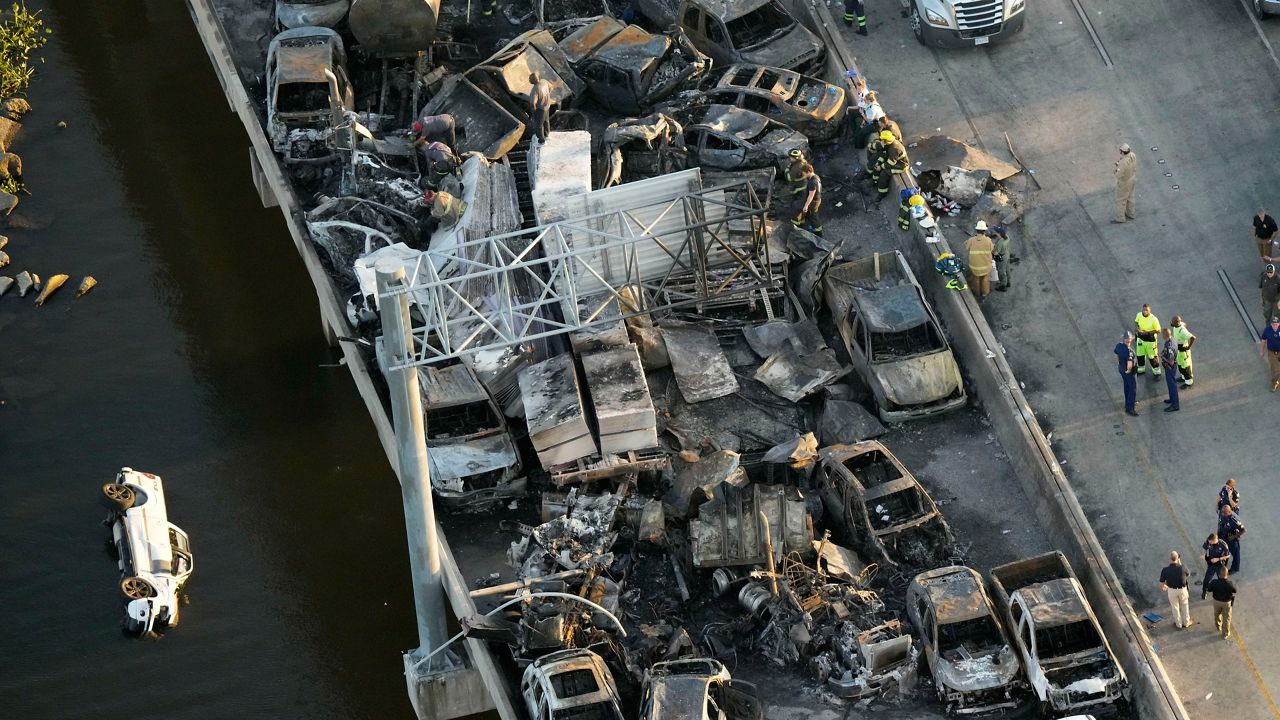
560,17,709,116
265,26,354,164
418,363,524,508
639,658,763,720
906,566,1023,714
520,648,626,720
705,65,846,141
990,553,1129,716
639,0,824,72
821,251,967,422
685,104,807,172
815,442,953,567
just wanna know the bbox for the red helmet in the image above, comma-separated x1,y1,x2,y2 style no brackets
412,121,423,133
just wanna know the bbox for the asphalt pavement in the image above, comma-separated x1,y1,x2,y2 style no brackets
839,0,1280,716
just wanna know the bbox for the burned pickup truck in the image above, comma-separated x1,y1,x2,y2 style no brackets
906,566,1024,714
417,363,524,508
821,251,966,423
989,552,1128,716
559,17,709,116
815,442,953,567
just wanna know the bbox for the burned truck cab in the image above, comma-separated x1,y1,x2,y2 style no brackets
417,363,524,508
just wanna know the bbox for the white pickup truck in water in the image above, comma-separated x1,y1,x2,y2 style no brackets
102,468,193,635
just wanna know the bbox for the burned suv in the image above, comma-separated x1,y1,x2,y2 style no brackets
815,442,953,567
638,0,824,72
906,566,1024,714
821,251,967,422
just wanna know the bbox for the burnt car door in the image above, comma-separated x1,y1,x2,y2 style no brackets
716,680,764,720
697,130,748,170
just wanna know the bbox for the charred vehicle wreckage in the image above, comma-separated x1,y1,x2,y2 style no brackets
246,1,1128,717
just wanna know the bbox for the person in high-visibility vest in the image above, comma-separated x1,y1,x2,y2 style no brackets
1169,315,1196,386
1133,304,1162,375
965,220,994,300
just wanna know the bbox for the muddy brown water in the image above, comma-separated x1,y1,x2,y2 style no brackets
0,2,417,718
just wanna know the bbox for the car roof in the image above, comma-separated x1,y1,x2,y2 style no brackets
689,0,775,22
560,16,627,64
716,64,800,98
914,566,992,624
276,41,334,84
1020,578,1092,626
692,104,771,141
418,364,490,408
649,675,710,719
591,25,671,72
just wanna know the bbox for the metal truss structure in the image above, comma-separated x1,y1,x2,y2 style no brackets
379,177,781,370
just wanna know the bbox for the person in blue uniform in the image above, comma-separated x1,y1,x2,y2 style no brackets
1218,478,1240,515
1218,505,1245,573
1202,532,1231,600
1160,329,1179,412
1114,332,1138,416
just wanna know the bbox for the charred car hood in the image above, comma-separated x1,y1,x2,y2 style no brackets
935,646,1021,692
739,25,823,71
873,352,961,406
428,432,519,481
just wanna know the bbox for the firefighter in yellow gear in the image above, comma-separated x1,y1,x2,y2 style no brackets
785,149,807,196
874,134,909,200
427,190,468,229
1170,315,1196,385
1134,304,1162,375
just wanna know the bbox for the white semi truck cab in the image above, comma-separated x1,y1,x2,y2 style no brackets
907,0,1027,48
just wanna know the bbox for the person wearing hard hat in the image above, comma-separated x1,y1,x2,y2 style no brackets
785,149,808,197
965,220,995,300
897,187,923,231
1115,331,1139,416
871,130,908,202
1114,142,1137,223
1133,304,1162,376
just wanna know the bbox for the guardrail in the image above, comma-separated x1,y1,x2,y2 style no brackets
786,1,1190,717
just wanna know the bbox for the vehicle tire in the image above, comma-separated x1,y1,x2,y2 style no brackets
120,576,156,600
910,2,927,45
101,483,135,510
1255,0,1270,18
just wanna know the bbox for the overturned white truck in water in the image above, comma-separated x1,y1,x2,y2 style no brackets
989,552,1128,716
101,468,193,635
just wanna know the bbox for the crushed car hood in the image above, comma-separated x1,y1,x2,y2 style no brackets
936,646,1021,692
873,353,960,407
427,432,518,481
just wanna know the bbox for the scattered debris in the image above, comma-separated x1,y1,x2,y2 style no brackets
906,135,1021,182
661,321,739,403
14,269,33,296
0,275,11,296
0,250,7,268
35,272,67,306
4,97,31,120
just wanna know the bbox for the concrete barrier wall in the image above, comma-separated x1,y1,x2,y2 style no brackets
184,2,519,717
785,1,1189,717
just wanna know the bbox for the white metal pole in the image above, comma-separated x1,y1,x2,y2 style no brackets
377,267,447,654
